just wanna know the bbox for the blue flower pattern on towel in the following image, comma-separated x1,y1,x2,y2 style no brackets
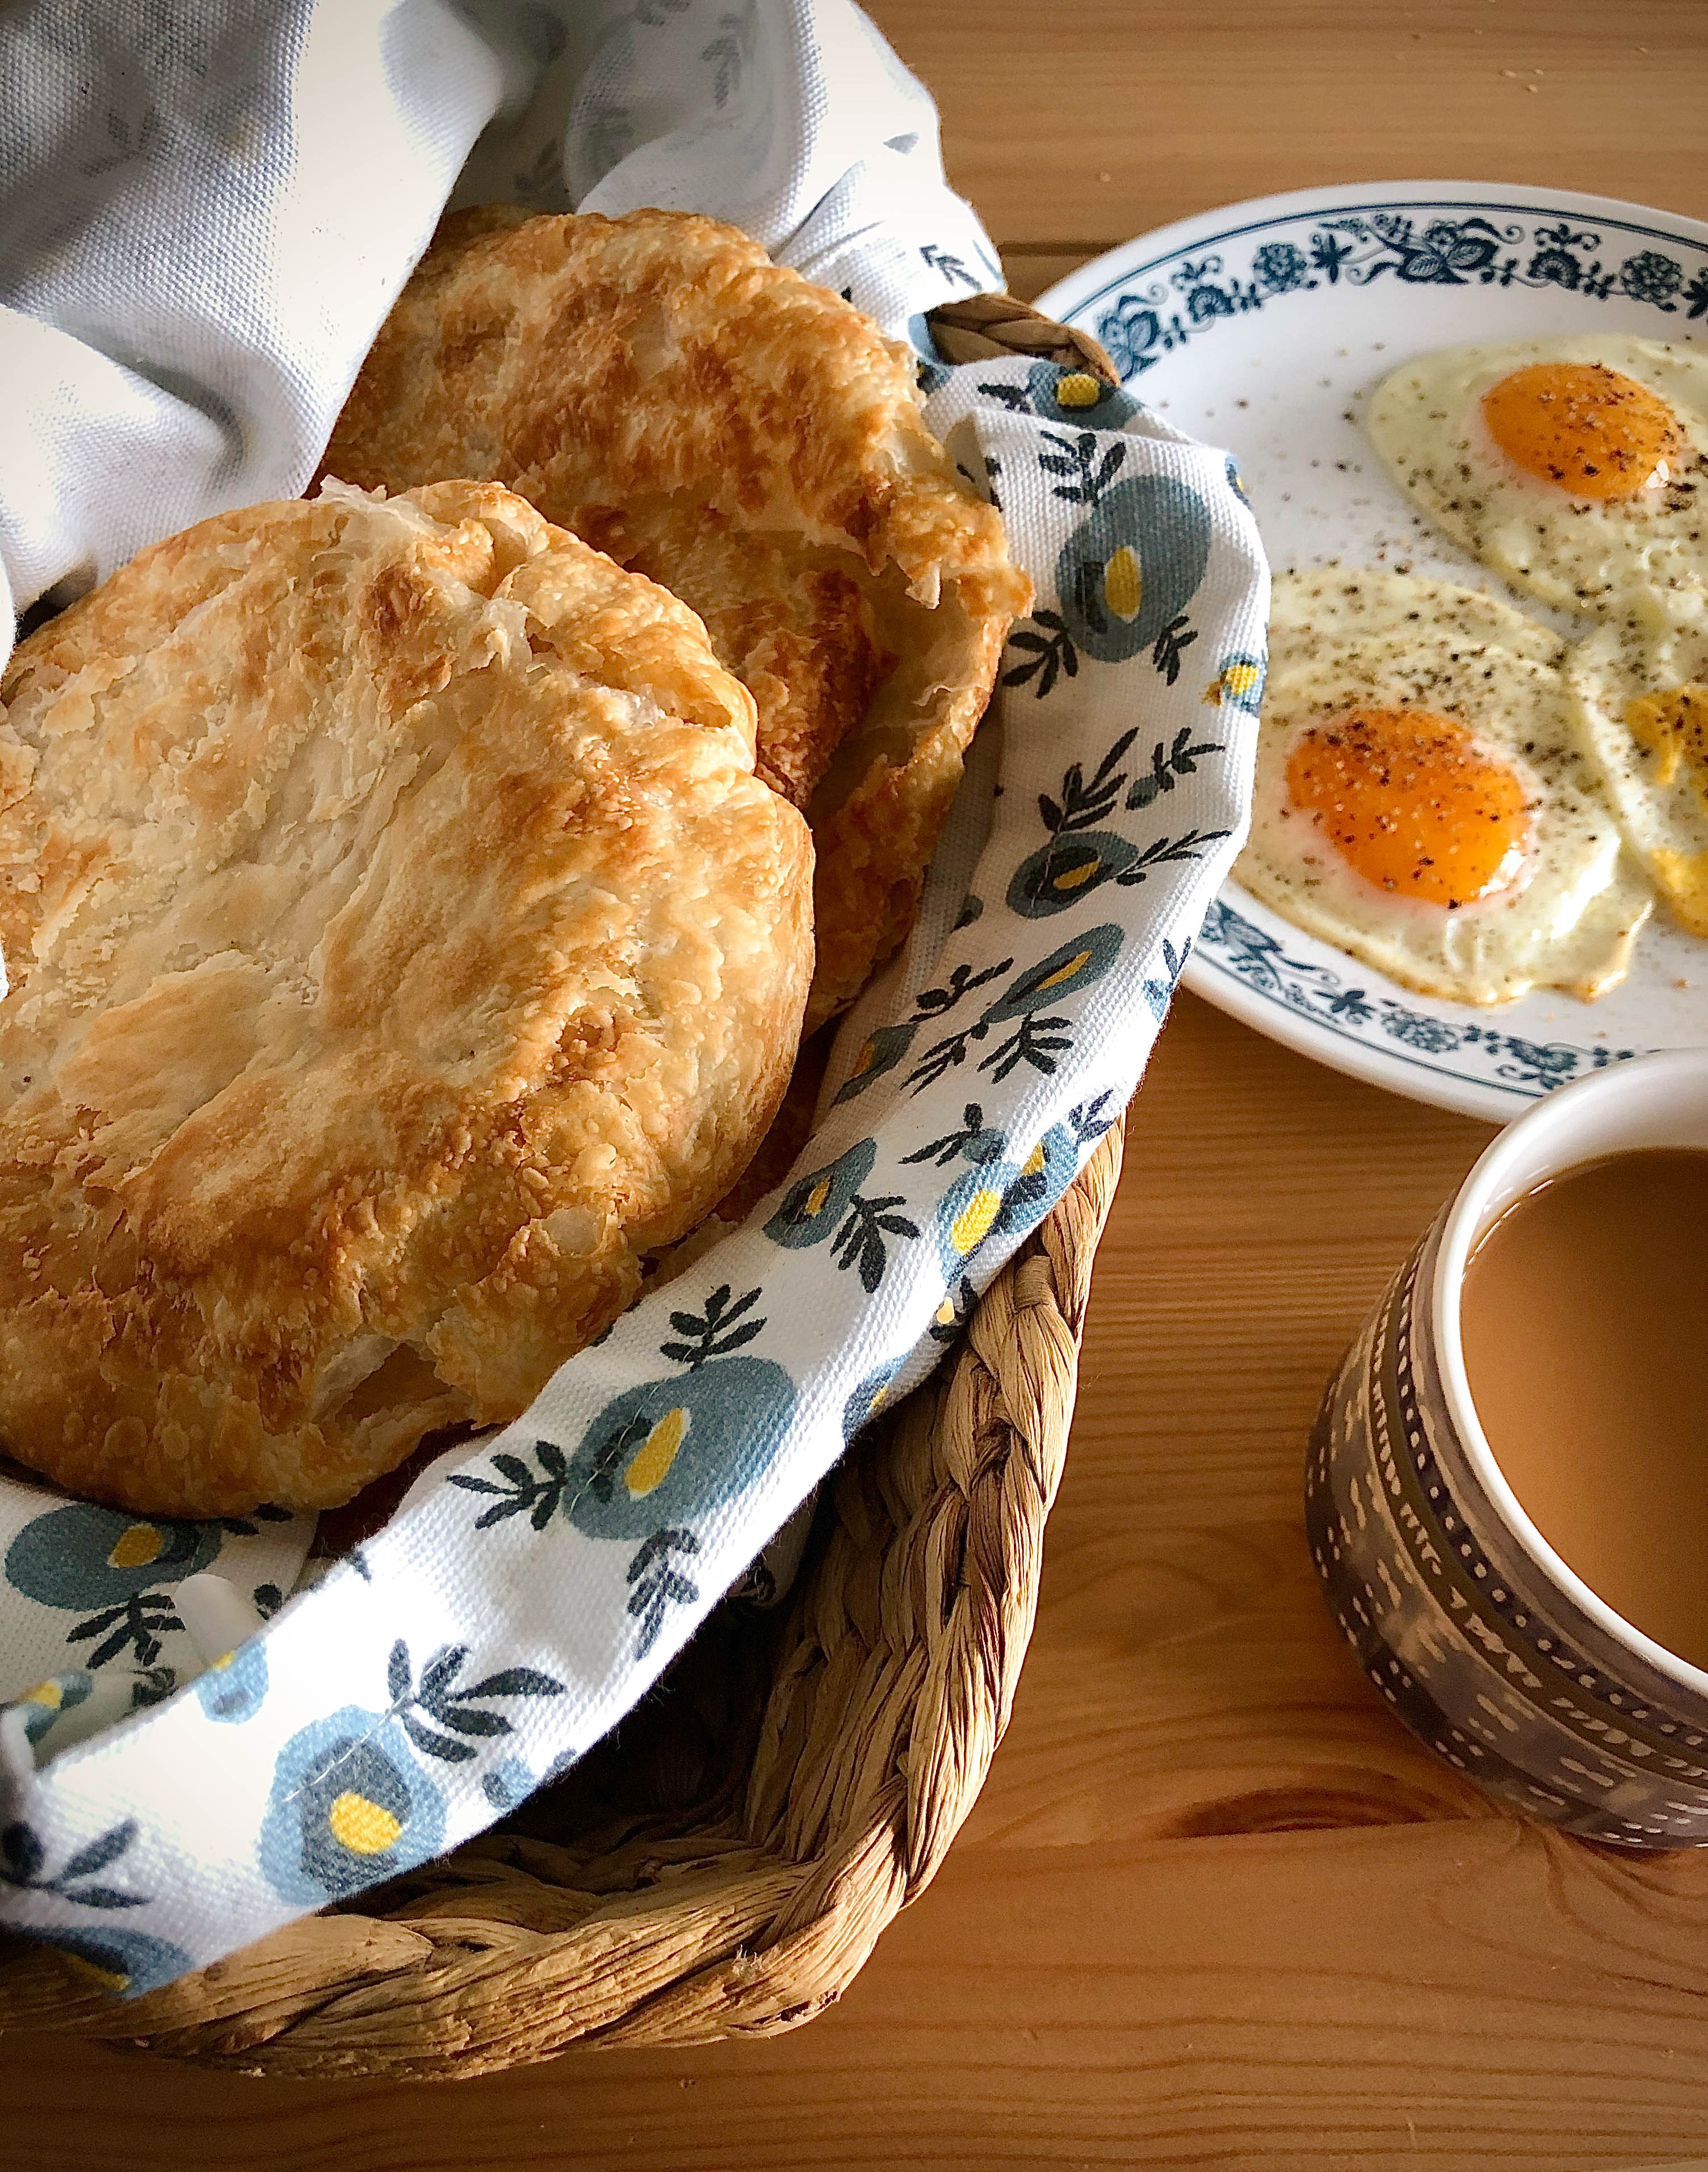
195,1641,268,1725
259,1704,450,1905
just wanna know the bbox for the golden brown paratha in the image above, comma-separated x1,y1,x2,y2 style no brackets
322,206,1030,1023
0,479,812,1515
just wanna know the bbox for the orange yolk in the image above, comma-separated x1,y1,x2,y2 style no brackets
1627,683,1708,801
1482,362,1683,500
1285,708,1530,907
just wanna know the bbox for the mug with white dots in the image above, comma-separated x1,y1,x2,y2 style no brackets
1307,1049,1708,1847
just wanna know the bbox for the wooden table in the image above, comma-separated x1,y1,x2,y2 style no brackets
9,3,1708,2164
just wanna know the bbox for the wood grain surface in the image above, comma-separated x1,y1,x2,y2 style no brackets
9,2,1708,2166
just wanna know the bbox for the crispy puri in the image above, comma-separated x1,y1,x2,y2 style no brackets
322,206,1031,1024
0,479,813,1515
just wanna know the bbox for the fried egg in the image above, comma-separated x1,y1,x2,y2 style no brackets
1566,586,1708,936
1367,336,1708,617
1237,569,1652,1003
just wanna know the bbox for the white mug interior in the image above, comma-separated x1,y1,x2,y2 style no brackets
1433,1047,1708,1701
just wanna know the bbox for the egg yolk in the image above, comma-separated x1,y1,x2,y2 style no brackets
1627,682,1708,802
1482,362,1683,500
1285,708,1530,906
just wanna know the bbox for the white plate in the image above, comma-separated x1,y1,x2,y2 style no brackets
1038,182,1708,1121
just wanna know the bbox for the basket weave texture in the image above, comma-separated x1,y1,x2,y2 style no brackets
0,301,1128,2079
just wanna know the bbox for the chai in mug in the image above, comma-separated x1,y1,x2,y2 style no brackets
1460,1146,1708,1675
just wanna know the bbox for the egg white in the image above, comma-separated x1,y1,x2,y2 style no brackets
1237,568,1652,1004
1566,584,1708,938
1367,335,1708,618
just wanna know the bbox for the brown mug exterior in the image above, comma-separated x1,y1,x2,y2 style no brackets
1307,1211,1708,1846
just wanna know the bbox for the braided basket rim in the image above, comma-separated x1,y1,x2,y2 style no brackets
0,297,1129,2078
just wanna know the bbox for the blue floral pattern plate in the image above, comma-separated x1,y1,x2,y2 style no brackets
1039,183,1708,1122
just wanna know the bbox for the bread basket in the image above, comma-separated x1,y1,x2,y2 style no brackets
0,301,1130,2078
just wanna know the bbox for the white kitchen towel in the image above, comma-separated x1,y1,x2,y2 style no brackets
0,0,1268,1997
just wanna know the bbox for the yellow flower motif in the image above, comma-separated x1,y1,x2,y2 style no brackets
1103,543,1143,622
624,1406,690,1498
949,1188,1005,1256
1056,857,1103,892
107,1523,163,1570
1224,660,1262,701
327,1791,404,1856
1028,947,1092,996
61,1951,129,1993
1206,656,1265,709
1055,370,1105,409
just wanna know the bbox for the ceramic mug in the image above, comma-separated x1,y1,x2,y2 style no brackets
1307,1048,1708,1847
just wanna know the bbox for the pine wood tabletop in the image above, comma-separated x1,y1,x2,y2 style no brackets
9,2,1708,2165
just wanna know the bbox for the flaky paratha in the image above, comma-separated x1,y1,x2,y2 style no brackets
322,207,1031,1024
0,479,812,1515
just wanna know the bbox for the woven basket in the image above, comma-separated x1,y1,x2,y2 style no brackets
0,301,1129,2079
